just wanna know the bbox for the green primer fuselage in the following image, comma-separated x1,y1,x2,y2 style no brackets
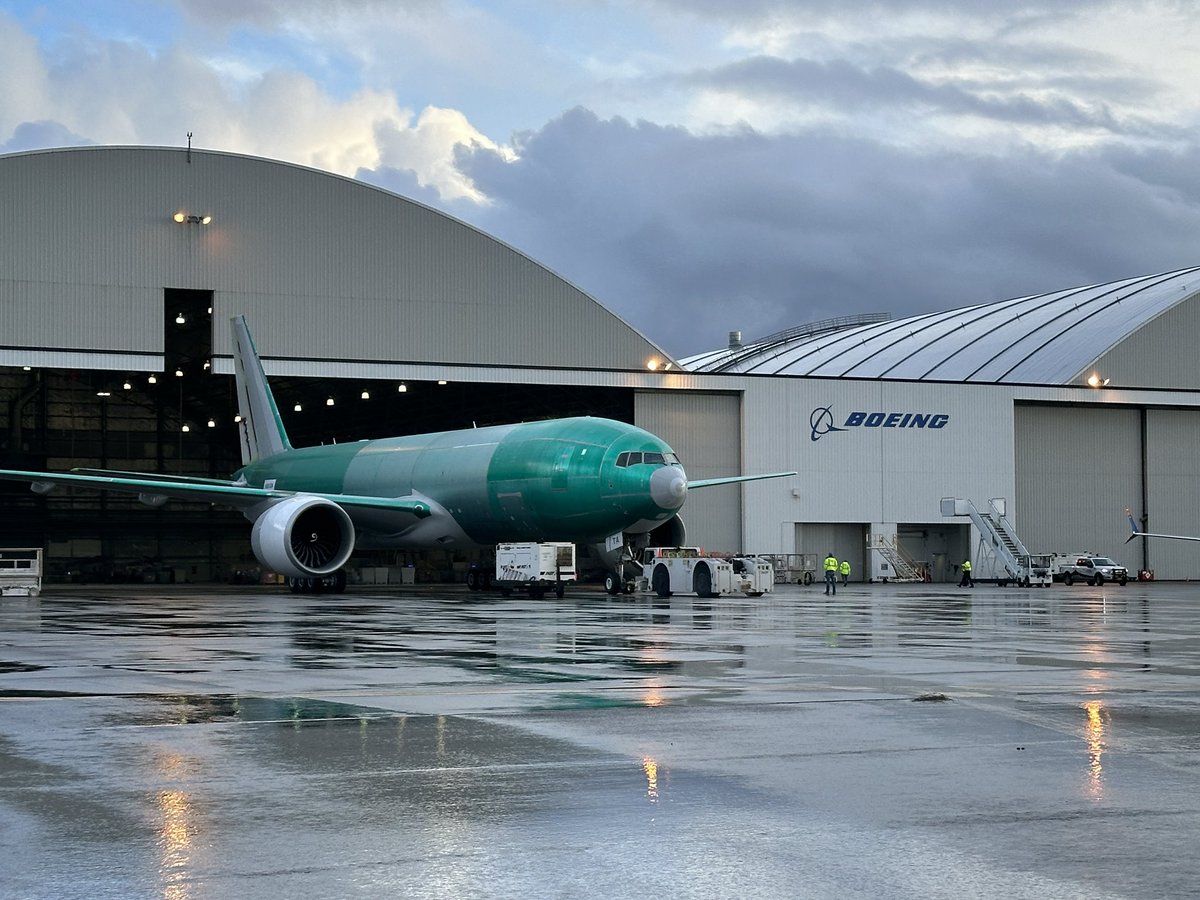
236,416,683,546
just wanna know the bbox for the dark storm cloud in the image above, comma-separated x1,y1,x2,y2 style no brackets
455,107,1200,358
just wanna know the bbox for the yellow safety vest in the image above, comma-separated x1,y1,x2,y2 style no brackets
839,561,850,575
962,560,972,572
824,556,838,571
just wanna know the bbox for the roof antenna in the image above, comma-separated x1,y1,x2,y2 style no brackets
186,131,193,164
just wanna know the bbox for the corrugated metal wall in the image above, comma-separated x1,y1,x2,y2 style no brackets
1142,409,1200,578
0,147,670,374
634,390,742,553
1094,292,1200,389
1014,404,1141,569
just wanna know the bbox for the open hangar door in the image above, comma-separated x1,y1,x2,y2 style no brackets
897,524,967,583
0,344,640,584
795,523,867,583
1014,403,1141,572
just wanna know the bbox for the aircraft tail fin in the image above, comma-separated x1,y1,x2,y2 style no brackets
1125,507,1142,543
231,316,293,464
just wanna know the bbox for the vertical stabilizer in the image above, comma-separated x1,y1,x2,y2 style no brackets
231,316,293,464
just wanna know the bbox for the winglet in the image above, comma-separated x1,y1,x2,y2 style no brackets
231,316,292,464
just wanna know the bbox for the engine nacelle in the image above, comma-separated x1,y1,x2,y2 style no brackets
251,496,356,577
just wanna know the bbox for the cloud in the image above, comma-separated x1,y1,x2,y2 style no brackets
0,120,92,153
459,107,1200,358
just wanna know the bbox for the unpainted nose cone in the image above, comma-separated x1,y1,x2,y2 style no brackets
650,466,687,510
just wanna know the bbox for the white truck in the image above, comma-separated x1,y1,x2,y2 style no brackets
638,547,774,598
490,542,576,598
1053,553,1129,586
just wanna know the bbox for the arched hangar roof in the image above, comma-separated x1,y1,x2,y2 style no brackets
0,146,673,376
682,266,1200,388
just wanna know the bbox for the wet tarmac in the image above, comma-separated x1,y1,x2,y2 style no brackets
1,580,1198,899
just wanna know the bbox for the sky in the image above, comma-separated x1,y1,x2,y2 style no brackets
3,0,1200,359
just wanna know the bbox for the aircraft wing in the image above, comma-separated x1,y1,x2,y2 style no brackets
688,471,796,489
1125,508,1200,543
0,468,433,519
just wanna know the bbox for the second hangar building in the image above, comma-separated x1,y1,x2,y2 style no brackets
1,146,1198,581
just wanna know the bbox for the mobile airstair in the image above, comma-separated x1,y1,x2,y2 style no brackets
940,498,1051,587
866,533,923,583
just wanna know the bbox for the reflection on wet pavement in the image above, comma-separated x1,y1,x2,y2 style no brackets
1,581,1199,898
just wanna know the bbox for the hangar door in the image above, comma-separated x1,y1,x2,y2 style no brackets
635,390,742,553
1014,405,1140,565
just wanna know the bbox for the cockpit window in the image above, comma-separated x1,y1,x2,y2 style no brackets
618,450,681,467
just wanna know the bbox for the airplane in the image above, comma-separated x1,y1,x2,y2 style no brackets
1125,508,1200,543
0,317,795,593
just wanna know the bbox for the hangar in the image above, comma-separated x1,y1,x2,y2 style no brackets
2,146,1199,582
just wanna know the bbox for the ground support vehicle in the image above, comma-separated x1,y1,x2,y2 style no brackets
756,553,817,585
481,542,576,599
994,553,1054,588
1053,554,1128,586
638,547,774,598
0,548,42,597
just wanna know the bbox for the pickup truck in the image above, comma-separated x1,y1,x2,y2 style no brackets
1055,555,1128,586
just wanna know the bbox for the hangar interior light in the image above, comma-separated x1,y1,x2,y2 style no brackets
398,383,407,393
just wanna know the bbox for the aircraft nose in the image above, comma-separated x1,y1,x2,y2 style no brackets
650,466,687,510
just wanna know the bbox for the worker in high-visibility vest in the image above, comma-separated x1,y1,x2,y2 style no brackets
959,558,974,588
824,552,839,595
839,559,850,586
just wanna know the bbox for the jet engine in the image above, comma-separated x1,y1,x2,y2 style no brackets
251,496,356,577
645,515,686,549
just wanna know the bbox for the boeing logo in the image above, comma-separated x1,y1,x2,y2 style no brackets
810,406,950,441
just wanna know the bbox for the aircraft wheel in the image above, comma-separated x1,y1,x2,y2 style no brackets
466,570,480,591
604,572,621,595
652,565,672,598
